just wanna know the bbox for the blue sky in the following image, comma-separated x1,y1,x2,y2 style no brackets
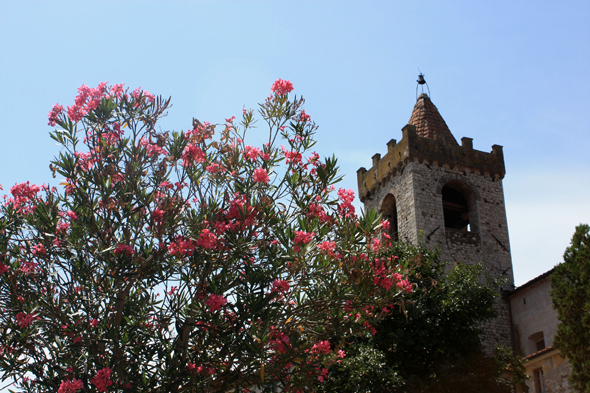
0,0,589,288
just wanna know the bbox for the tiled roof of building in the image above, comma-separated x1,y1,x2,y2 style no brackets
408,93,458,146
524,345,556,360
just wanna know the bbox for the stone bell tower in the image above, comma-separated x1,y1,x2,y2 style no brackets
356,78,514,351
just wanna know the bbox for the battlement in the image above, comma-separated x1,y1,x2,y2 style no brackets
357,124,506,202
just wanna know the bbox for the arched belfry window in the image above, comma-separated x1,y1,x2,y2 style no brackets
442,180,479,233
380,194,399,241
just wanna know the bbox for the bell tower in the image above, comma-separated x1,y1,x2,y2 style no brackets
357,77,514,351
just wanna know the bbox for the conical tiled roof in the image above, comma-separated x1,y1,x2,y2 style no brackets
408,93,458,146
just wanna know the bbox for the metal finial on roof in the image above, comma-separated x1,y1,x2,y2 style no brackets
416,72,431,100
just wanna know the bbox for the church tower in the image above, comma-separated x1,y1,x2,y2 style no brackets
357,79,514,351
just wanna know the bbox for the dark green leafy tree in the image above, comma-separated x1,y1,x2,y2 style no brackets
318,242,521,393
551,224,590,393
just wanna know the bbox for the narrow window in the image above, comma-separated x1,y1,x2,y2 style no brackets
442,185,470,231
534,368,547,393
380,194,398,241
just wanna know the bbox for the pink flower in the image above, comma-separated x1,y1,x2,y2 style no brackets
337,188,356,218
20,261,40,276
182,143,205,166
0,264,9,275
381,219,391,230
110,83,125,99
269,331,291,354
114,244,134,257
396,279,412,293
310,340,331,355
140,138,168,157
293,231,314,246
299,110,311,122
196,229,217,249
206,163,225,174
58,379,84,393
167,286,178,296
243,146,261,161
317,367,329,382
271,279,290,293
48,104,64,126
271,79,294,95
338,350,346,359
32,243,46,257
205,294,227,312
90,319,99,327
56,221,70,234
318,241,336,256
15,312,36,329
91,367,113,392
253,167,270,183
168,238,196,257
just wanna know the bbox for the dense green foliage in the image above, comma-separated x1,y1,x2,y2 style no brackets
318,243,521,392
551,224,590,393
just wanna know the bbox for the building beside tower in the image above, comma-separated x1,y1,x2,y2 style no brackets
356,81,573,392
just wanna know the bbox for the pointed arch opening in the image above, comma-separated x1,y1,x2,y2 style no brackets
380,193,399,241
441,180,479,233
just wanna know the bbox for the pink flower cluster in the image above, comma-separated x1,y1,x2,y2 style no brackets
293,231,315,252
317,241,337,257
307,203,330,223
310,340,331,355
337,188,356,218
15,312,36,329
271,279,290,294
299,110,311,122
132,87,155,103
205,294,227,312
140,138,168,158
32,243,46,257
66,82,109,122
269,331,291,354
20,261,40,276
58,379,84,393
271,79,294,96
114,244,134,257
243,146,262,161
48,104,64,126
182,143,205,166
253,167,270,183
168,237,196,257
90,367,113,392
293,231,314,245
196,229,217,249
6,182,40,214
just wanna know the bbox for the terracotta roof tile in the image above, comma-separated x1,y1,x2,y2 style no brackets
408,94,458,146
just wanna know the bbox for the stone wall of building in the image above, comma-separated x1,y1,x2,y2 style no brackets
509,276,559,356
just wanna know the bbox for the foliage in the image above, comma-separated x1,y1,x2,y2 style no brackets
0,81,417,392
551,224,590,393
318,243,519,393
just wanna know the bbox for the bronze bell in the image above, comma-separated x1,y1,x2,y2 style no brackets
417,73,426,85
